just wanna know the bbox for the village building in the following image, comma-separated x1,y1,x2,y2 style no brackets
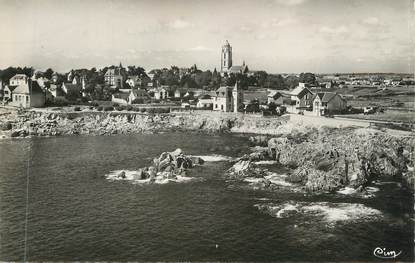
196,94,213,109
3,85,15,102
9,74,29,86
126,75,142,88
267,90,290,105
46,84,65,102
286,83,314,113
61,83,81,98
213,82,243,112
312,92,347,116
152,86,169,100
104,67,124,88
10,79,45,108
111,92,130,104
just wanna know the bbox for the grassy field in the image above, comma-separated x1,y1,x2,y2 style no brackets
340,110,414,124
326,85,415,109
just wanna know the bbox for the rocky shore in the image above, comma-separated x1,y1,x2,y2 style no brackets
228,127,414,192
0,109,290,138
1,107,413,193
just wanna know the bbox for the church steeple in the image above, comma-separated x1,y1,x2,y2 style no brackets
221,40,232,73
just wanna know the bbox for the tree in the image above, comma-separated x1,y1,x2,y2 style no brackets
299,72,316,85
44,68,54,79
284,75,299,89
265,74,285,89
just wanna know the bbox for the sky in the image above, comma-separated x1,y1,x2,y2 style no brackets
0,0,414,73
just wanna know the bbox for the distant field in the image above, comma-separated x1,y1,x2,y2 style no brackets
340,110,414,124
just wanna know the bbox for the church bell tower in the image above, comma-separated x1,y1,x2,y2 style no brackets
221,40,232,73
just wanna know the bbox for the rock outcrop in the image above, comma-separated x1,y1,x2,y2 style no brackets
117,148,203,182
266,127,414,191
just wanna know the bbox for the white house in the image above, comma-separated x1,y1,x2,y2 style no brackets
9,74,29,86
152,86,169,100
104,68,123,88
312,92,347,116
213,82,243,112
10,80,45,108
287,83,314,113
196,94,213,109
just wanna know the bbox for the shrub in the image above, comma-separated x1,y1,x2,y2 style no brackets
53,98,69,107
91,101,99,107
126,105,133,111
116,105,125,111
140,108,146,113
104,106,114,111
97,106,103,111
131,98,144,104
113,103,119,107
74,106,81,111
89,106,94,110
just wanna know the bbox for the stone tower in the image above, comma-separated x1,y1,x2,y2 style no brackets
232,81,242,112
221,40,232,73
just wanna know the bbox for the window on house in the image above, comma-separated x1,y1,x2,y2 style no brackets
221,105,224,110
215,104,218,109
26,96,29,102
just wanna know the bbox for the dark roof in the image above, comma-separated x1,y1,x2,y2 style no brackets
13,80,44,94
200,94,211,99
63,83,81,91
313,92,344,103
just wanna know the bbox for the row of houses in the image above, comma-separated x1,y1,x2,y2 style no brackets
268,83,347,116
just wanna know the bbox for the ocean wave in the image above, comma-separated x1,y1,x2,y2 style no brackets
254,160,279,165
105,170,198,184
337,186,380,198
255,201,382,223
191,154,233,162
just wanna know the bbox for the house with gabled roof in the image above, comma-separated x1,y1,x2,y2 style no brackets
267,90,291,105
213,82,243,112
10,79,45,108
287,83,314,113
313,92,347,116
9,74,29,87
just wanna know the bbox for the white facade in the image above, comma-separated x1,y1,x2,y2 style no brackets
9,74,28,86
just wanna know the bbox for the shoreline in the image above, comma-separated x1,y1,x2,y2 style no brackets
1,107,413,194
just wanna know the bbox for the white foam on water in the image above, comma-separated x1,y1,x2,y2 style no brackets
366,186,380,193
192,155,233,162
254,160,279,165
302,202,382,222
264,173,293,187
255,201,382,223
337,187,357,195
105,170,198,184
254,202,300,218
244,177,264,183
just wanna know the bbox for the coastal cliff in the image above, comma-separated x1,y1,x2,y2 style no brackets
228,127,414,192
0,109,290,137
